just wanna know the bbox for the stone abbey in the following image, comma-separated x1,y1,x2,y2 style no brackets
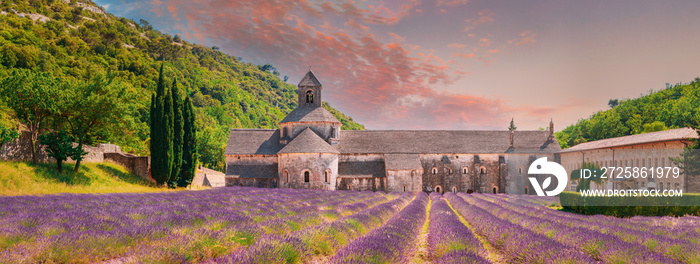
224,71,561,194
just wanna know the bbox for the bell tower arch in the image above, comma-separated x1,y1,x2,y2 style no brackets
298,71,322,107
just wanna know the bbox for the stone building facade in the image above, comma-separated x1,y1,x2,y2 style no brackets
559,128,700,192
225,71,561,193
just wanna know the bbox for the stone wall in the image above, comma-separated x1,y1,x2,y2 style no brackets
104,153,150,180
0,131,104,163
278,153,338,190
560,140,691,192
419,154,504,193
226,177,277,188
386,169,422,192
337,176,385,191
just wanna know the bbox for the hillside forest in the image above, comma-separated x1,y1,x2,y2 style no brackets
0,0,364,172
556,78,700,148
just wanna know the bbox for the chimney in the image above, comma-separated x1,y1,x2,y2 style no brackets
549,119,554,139
509,130,514,147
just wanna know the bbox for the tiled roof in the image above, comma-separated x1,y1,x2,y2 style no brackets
335,130,559,154
338,160,386,178
224,129,281,155
560,127,699,152
298,71,322,87
384,154,423,170
278,128,340,154
225,129,560,155
279,105,340,124
226,164,278,179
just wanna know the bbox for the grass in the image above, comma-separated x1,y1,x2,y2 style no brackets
0,161,169,196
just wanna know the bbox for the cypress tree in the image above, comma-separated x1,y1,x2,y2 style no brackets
163,78,174,185
150,63,172,185
179,96,197,187
169,79,184,187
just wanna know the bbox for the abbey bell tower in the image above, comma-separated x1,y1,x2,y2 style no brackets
298,71,323,107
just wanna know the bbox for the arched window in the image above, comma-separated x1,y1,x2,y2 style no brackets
462,167,468,174
659,182,664,191
324,169,330,183
492,187,497,193
304,171,310,183
518,166,523,174
524,187,529,194
305,90,314,104
284,170,289,182
403,185,406,192
432,167,438,175
480,166,486,174
452,186,457,193
448,168,453,174
435,186,442,193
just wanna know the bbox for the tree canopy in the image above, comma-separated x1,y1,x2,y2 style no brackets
0,0,364,172
556,78,700,149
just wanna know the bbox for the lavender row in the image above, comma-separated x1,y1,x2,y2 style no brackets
481,193,700,249
209,191,414,263
488,192,700,245
0,188,382,263
444,193,595,263
330,192,429,264
244,190,393,238
463,194,678,263
473,194,698,263
427,192,490,264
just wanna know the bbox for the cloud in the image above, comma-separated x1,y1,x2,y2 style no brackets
464,10,494,32
447,43,466,48
511,30,537,46
479,38,490,46
436,0,469,7
388,32,405,42
451,52,474,58
143,0,512,129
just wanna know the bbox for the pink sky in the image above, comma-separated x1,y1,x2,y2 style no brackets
96,0,700,131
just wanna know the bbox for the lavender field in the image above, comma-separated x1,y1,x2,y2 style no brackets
1,188,699,263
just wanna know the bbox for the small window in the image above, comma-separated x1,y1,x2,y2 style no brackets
480,166,486,174
403,185,406,192
448,168,453,174
432,167,438,175
462,167,468,174
325,169,330,183
524,187,529,194
305,90,314,104
518,167,523,174
499,156,505,163
435,186,442,193
452,186,457,193
304,171,310,183
676,183,680,191
284,170,289,182
492,187,497,193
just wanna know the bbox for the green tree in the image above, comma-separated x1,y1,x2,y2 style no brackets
671,136,700,180
62,73,135,172
0,69,62,164
642,121,668,133
150,64,173,185
38,130,80,172
570,162,604,191
169,78,184,187
0,123,19,149
179,96,197,187
508,118,517,131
